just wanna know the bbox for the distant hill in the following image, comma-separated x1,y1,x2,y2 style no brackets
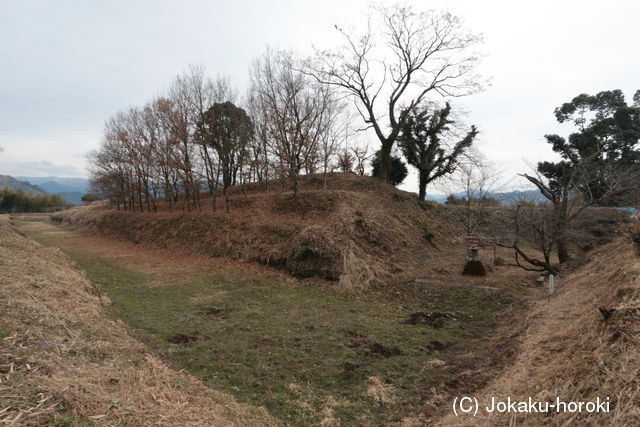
494,189,547,204
426,189,545,205
0,175,46,195
16,176,90,205
55,191,84,205
17,176,90,194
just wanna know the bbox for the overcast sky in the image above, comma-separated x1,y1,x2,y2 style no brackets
1,0,638,193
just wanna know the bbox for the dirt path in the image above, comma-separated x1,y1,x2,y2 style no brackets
13,214,529,425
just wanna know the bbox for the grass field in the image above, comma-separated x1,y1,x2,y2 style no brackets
16,215,518,425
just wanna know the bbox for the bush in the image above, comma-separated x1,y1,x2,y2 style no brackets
0,189,67,213
370,153,408,186
81,193,102,203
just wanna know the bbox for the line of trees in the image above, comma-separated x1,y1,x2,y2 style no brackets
90,56,352,212
89,4,483,211
0,189,67,213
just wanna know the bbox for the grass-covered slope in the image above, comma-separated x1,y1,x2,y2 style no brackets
15,213,521,425
437,235,640,426
53,174,452,291
0,215,274,425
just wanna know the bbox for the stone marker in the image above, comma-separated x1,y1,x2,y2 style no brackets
462,246,487,276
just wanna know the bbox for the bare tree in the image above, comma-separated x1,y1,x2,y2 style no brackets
498,204,559,275
351,143,371,176
169,67,234,210
306,4,482,183
250,48,338,197
146,97,183,208
246,90,272,188
521,157,639,263
337,146,355,174
442,150,503,236
318,101,349,187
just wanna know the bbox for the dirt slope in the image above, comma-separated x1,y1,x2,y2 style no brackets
52,174,453,291
435,236,640,426
0,215,275,425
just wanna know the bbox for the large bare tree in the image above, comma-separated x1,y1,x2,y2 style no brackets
306,4,482,183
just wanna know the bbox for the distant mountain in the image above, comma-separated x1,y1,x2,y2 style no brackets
55,191,84,205
425,194,448,203
16,176,90,205
0,175,46,195
494,189,547,204
36,181,77,194
424,189,545,205
16,176,90,194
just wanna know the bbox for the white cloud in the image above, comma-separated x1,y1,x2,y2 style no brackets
0,0,638,186
0,160,86,178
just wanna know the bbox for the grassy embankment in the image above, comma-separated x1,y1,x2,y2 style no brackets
17,215,516,425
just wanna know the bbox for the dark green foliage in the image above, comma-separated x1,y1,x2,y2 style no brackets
81,193,102,204
542,89,640,205
398,103,477,200
370,152,408,186
198,101,253,194
522,89,640,265
0,189,66,212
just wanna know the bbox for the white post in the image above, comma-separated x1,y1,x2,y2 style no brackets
549,274,555,296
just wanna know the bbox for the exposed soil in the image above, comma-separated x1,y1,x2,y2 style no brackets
344,329,405,358
167,334,199,345
425,340,449,352
402,311,456,328
199,307,233,317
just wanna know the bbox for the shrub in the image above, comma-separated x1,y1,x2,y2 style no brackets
0,189,67,213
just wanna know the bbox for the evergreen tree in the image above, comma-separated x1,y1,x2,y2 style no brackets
398,103,477,200
371,152,407,186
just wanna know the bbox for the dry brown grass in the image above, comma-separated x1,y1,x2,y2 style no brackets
53,175,629,294
628,215,640,256
435,237,640,426
0,215,275,425
52,174,454,292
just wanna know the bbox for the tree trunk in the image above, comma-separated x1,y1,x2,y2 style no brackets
376,141,393,183
418,171,427,201
555,205,571,263
557,232,570,263
291,166,300,198
293,175,299,198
